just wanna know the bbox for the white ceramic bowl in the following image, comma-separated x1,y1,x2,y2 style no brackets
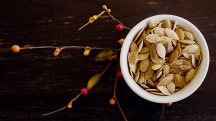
120,14,209,103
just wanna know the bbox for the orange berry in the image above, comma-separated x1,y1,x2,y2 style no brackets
109,98,116,105
118,38,124,45
109,56,114,60
113,55,117,60
106,9,111,13
89,17,94,23
12,45,20,53
67,104,72,109
102,5,107,10
166,102,172,106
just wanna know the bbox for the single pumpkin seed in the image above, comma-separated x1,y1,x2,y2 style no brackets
167,82,175,94
149,20,158,29
191,54,196,68
157,86,171,95
140,58,149,72
158,75,173,86
185,69,196,83
138,52,150,61
183,45,199,54
185,32,195,41
140,47,150,53
146,34,163,43
163,65,170,75
154,28,165,36
165,28,179,40
162,20,172,29
140,84,150,89
152,64,163,70
137,72,145,84
156,43,166,59
179,40,195,44
174,74,185,88
175,28,184,40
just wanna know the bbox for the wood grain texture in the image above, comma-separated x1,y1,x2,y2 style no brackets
0,0,216,121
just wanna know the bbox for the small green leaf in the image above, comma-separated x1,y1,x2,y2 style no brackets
95,50,114,61
87,74,101,90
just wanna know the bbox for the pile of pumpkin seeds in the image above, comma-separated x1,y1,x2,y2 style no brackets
128,19,202,96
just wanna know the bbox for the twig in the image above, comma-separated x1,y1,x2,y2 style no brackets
68,93,81,105
42,106,66,116
107,12,131,31
20,45,120,51
113,61,128,121
160,104,165,121
79,11,106,30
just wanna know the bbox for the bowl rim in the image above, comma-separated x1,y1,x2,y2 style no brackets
120,14,209,103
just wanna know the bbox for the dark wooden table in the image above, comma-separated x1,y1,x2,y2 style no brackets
0,0,215,121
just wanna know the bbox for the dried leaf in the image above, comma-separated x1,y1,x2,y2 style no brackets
87,74,101,90
95,50,114,61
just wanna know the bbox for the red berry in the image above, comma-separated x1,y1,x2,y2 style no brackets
81,88,88,95
166,102,172,106
118,71,123,78
116,24,123,31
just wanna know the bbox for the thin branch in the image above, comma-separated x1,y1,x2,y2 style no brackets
68,93,81,105
101,60,112,76
160,104,165,121
113,61,128,121
107,12,131,31
42,106,66,116
20,45,120,51
79,11,106,30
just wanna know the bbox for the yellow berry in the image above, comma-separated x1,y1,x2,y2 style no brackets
85,46,90,51
92,15,97,20
102,5,107,10
84,50,90,56
12,45,21,53
67,104,72,109
89,17,94,23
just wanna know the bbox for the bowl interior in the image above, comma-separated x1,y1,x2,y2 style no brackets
120,14,209,103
